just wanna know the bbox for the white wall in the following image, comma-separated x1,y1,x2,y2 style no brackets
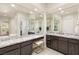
75,10,79,34
62,13,77,34
9,14,20,36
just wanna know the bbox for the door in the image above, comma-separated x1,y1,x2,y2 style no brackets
21,44,32,55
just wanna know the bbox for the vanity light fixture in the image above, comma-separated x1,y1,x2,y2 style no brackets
10,4,15,7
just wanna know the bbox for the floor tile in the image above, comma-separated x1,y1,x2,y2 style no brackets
32,48,63,55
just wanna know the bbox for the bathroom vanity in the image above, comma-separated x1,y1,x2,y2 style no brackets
0,35,44,55
46,33,79,55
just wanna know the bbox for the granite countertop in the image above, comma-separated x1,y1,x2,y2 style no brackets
47,33,79,40
0,34,44,48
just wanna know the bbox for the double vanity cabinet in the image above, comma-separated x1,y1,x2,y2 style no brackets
46,35,79,55
0,36,44,55
0,40,33,55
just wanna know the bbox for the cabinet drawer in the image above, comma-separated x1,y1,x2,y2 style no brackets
59,37,68,41
52,36,59,40
0,44,20,54
3,49,20,55
69,39,79,43
21,44,32,55
21,40,32,47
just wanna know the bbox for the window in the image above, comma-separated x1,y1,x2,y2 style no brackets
53,15,60,32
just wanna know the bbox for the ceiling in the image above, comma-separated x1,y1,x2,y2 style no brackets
0,3,79,18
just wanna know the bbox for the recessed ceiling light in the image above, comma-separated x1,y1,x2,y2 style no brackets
11,4,15,7
34,8,38,11
58,8,62,10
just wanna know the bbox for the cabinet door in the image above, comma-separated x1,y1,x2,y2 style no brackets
0,44,20,55
68,43,79,55
51,36,58,50
46,35,50,40
46,42,51,48
46,35,51,48
68,39,79,55
58,38,68,54
51,39,58,50
21,44,32,55
4,49,20,55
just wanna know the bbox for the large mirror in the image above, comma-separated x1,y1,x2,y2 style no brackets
28,13,44,34
46,13,62,33
0,19,9,36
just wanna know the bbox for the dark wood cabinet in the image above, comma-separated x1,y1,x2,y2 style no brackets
46,35,51,48
46,35,79,55
20,40,32,55
0,40,33,55
4,49,20,55
0,44,20,55
51,36,58,50
68,39,79,55
0,36,44,55
58,37,68,54
21,44,32,55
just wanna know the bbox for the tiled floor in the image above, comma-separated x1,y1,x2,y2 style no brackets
32,48,63,55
